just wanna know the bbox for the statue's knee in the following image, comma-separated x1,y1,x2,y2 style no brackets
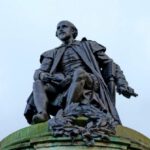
73,69,86,81
74,68,85,76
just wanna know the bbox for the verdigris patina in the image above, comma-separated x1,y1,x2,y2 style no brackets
24,20,138,145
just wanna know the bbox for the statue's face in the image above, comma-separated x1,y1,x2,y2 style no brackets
56,21,74,42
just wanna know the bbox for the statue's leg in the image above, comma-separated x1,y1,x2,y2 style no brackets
32,80,49,124
66,69,92,105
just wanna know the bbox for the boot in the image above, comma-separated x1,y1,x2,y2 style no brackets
32,111,49,124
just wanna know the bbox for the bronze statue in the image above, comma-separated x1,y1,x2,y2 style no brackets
24,20,137,144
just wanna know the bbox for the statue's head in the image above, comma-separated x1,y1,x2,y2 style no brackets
56,20,78,42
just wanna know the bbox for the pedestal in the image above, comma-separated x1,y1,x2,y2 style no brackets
0,122,150,150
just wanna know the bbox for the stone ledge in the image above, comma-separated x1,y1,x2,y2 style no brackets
0,123,150,150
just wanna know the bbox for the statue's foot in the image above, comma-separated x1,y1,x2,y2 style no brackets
32,112,49,124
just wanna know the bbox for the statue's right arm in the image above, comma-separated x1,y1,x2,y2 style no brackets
33,50,54,81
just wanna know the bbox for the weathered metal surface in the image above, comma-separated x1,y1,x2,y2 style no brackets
1,123,150,150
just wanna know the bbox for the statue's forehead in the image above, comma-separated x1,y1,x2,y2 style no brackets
57,21,72,27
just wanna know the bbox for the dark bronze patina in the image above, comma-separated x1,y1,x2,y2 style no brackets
24,21,138,145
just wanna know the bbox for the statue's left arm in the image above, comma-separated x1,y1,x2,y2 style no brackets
89,40,138,98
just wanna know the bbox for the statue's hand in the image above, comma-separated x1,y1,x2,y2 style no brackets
117,85,138,98
59,75,71,89
40,72,51,82
40,72,66,85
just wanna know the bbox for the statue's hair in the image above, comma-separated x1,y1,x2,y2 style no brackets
56,20,78,39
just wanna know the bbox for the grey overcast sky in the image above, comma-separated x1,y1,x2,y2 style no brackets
0,0,150,140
